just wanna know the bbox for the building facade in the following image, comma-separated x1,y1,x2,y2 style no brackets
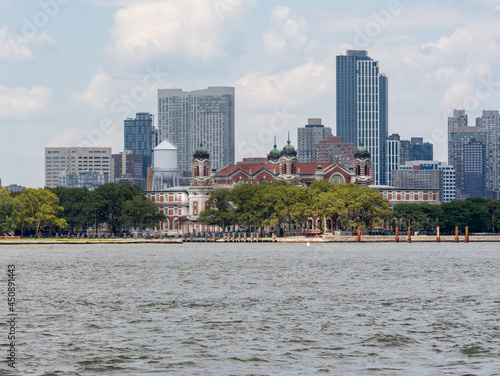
410,137,433,161
45,147,113,188
124,112,157,181
297,118,332,163
336,50,388,185
463,139,486,198
112,150,145,190
448,125,486,198
477,110,500,194
157,87,235,177
448,109,468,140
385,134,401,187
394,161,456,203
312,135,356,167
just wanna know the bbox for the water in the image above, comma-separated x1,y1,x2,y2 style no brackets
1,243,500,375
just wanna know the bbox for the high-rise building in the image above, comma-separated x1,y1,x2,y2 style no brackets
45,147,113,188
463,139,486,198
336,50,388,185
385,134,401,186
157,87,235,176
448,125,486,198
394,161,456,203
112,150,146,190
312,135,356,166
448,109,468,140
410,137,433,161
124,112,157,180
400,139,411,165
476,110,500,194
297,118,332,163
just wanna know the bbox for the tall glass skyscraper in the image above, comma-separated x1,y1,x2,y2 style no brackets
124,112,157,180
157,87,235,176
336,50,388,185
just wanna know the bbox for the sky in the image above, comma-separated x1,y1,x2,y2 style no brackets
1,0,500,188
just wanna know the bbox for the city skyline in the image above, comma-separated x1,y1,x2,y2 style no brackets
2,1,500,187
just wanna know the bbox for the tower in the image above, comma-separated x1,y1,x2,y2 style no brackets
336,50,388,185
352,144,373,186
278,134,300,184
189,144,213,217
267,137,281,163
124,112,157,181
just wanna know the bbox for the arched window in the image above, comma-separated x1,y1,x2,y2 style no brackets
308,219,313,230
330,173,345,185
327,219,332,230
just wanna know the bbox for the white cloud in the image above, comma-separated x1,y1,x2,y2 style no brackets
0,85,53,119
263,6,308,53
107,0,255,65
0,27,55,62
72,66,170,118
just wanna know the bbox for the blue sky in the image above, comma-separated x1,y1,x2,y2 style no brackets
1,0,500,187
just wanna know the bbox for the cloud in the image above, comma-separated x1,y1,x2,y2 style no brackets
263,6,308,53
0,85,53,119
0,27,55,62
72,66,169,118
106,0,256,66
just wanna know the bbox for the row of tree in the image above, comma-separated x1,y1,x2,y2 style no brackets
2,181,500,237
392,198,500,233
0,184,165,238
198,181,392,235
198,181,500,234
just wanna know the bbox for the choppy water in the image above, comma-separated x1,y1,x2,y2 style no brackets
1,243,500,375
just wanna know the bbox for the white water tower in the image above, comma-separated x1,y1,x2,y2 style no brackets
153,140,179,190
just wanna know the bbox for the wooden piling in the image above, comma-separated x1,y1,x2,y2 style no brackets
465,226,469,243
357,227,361,242
455,227,459,243
436,226,440,243
395,227,399,243
407,227,411,243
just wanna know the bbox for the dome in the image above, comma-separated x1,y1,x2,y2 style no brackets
281,133,297,157
355,142,371,159
267,137,282,161
193,142,210,160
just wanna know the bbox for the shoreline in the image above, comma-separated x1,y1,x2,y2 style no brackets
1,235,500,244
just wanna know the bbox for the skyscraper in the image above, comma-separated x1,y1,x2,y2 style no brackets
297,118,332,163
448,109,468,140
336,50,388,185
410,137,433,161
476,110,500,194
157,87,235,176
448,125,486,198
385,134,401,186
124,112,157,181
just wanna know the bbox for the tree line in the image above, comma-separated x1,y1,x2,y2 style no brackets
0,184,165,238
198,181,500,235
1,181,500,238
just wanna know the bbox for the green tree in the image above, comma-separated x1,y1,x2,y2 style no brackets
487,200,500,233
94,183,142,235
51,187,92,234
17,188,67,238
198,188,238,231
0,187,22,235
120,195,167,231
